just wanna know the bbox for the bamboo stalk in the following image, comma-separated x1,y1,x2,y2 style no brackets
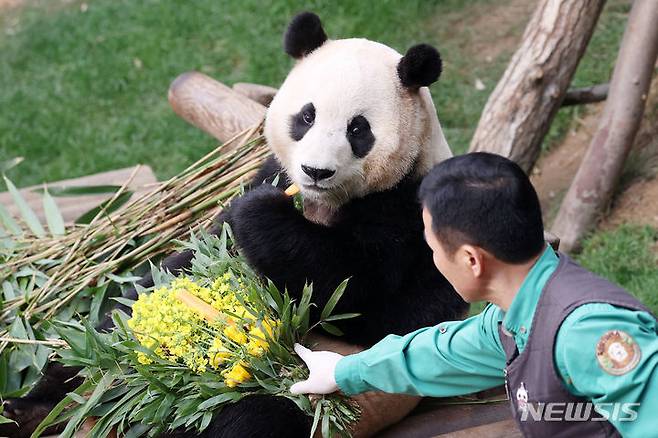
285,184,300,196
0,337,67,347
176,290,220,322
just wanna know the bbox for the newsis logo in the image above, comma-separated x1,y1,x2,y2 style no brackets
519,402,640,422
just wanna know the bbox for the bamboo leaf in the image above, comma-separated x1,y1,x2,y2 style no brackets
42,186,65,236
106,273,142,284
200,411,213,431
32,184,122,197
66,391,88,405
2,281,17,301
0,156,24,173
197,391,240,410
322,312,361,322
0,201,22,235
320,322,344,337
89,283,110,326
60,371,116,438
0,415,16,425
3,175,45,237
321,405,331,438
75,191,133,224
111,297,137,307
320,278,350,320
309,398,322,438
123,423,150,438
30,379,95,438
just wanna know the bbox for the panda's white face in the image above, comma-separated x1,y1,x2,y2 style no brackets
265,38,451,209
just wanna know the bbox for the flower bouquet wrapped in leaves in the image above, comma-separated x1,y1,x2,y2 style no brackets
33,227,360,438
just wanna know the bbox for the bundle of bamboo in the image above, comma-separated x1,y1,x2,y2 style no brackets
0,124,267,396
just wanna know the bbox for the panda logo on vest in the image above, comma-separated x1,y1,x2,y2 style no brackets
516,382,529,413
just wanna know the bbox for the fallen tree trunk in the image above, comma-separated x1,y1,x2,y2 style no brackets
561,83,609,106
469,0,605,172
168,71,266,143
552,0,658,252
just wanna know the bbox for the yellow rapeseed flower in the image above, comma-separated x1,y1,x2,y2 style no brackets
128,274,280,376
223,362,252,387
224,324,247,344
246,319,278,356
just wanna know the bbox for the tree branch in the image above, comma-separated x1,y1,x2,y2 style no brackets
468,0,605,172
552,0,658,252
561,83,609,106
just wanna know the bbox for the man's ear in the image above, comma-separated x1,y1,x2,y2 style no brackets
284,12,328,59
397,44,442,89
461,244,484,278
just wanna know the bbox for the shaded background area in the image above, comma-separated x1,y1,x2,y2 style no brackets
1,0,656,311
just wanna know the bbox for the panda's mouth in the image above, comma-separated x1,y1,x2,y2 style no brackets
302,183,331,192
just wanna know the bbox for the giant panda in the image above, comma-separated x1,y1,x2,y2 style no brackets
1,11,467,438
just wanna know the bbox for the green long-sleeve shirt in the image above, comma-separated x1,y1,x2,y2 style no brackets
335,246,658,437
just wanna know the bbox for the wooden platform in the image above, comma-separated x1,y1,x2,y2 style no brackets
0,165,157,224
381,391,519,437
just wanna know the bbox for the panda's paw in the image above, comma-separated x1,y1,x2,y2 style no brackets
229,184,295,228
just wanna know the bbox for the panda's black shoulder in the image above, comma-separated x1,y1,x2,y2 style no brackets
343,177,423,227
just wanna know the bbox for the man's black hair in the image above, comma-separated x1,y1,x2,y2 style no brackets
419,152,545,264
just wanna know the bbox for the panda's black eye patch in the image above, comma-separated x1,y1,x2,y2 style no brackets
289,103,315,141
347,115,375,158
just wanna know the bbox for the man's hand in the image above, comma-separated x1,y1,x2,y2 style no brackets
290,343,344,395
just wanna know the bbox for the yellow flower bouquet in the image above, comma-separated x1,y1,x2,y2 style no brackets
33,227,360,437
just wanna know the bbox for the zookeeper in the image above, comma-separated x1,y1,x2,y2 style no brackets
290,152,658,437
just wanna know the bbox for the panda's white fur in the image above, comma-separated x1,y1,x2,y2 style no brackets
265,37,452,209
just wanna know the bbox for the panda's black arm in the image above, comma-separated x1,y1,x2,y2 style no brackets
228,184,413,315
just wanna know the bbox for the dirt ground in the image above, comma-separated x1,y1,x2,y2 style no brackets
434,0,536,63
0,0,22,9
445,0,536,62
531,75,658,232
530,105,603,225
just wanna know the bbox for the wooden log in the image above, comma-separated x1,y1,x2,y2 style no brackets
468,0,605,172
232,82,278,107
552,0,658,252
168,72,266,143
561,83,609,107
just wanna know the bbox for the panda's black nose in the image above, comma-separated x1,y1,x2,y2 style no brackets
301,165,335,181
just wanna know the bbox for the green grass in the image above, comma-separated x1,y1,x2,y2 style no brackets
0,0,473,188
576,225,658,314
1,0,629,188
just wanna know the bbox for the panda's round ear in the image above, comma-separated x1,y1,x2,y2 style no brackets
397,44,443,89
284,12,328,59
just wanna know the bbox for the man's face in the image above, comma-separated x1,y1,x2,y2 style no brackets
422,207,482,302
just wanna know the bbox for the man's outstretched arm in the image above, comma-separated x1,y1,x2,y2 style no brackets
292,304,507,397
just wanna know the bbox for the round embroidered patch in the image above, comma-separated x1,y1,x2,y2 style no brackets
596,330,641,375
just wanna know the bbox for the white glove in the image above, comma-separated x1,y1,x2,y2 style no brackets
290,343,344,394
